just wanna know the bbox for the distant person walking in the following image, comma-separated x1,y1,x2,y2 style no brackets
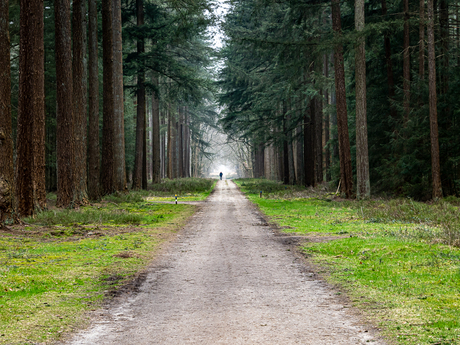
219,172,223,180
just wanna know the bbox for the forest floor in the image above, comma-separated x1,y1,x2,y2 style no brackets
2,178,460,344
237,179,460,345
0,179,214,345
62,180,383,345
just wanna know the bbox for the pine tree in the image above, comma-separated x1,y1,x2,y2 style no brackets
355,0,370,199
16,0,46,215
72,0,88,204
0,0,13,223
87,0,100,200
101,0,116,195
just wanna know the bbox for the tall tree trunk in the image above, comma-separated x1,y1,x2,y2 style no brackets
167,109,172,179
439,0,449,96
355,0,371,199
283,113,290,185
142,110,148,189
403,0,411,118
55,0,75,207
132,0,145,189
101,0,115,195
0,0,13,223
332,0,353,198
152,77,161,184
427,0,443,198
72,0,88,204
315,94,323,184
419,0,425,79
179,107,184,178
112,0,126,191
174,114,179,178
185,109,191,178
87,0,100,200
382,0,397,119
324,55,331,181
296,125,304,185
161,106,166,179
304,99,315,187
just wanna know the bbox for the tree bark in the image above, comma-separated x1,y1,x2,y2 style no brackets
179,107,184,178
142,108,148,189
419,0,425,79
112,0,126,191
0,0,13,222
161,106,166,179
167,107,173,179
87,0,100,201
355,0,370,199
283,112,290,185
403,0,411,119
72,0,88,204
152,77,161,184
55,0,75,208
304,98,315,187
324,55,331,182
332,0,353,198
132,0,145,189
101,0,116,195
427,0,443,199
382,0,397,119
315,94,323,184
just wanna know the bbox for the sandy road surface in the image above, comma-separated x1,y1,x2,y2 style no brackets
65,180,385,345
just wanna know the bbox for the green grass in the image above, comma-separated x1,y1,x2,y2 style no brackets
236,178,460,345
0,184,205,344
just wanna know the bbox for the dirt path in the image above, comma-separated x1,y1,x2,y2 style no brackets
65,180,385,345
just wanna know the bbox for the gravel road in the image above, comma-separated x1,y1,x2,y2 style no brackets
65,180,385,345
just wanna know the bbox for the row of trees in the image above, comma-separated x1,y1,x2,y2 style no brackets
0,0,217,224
219,0,453,200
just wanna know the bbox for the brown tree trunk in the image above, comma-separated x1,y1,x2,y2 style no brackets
382,0,397,119
355,0,371,199
174,115,179,179
142,109,148,189
427,0,443,198
324,55,331,181
112,0,126,191
304,99,315,187
283,113,290,185
72,0,88,204
152,77,161,184
439,0,448,95
161,106,166,179
403,0,411,118
185,109,191,178
0,0,13,222
315,95,323,184
87,0,100,200
55,0,75,208
295,125,304,185
101,0,116,195
132,0,145,189
332,0,353,198
419,0,425,79
179,107,184,178
167,107,173,179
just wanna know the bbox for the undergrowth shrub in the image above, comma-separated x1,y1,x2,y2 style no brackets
25,208,145,226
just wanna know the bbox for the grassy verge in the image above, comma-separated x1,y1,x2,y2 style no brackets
236,178,460,345
0,178,213,344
